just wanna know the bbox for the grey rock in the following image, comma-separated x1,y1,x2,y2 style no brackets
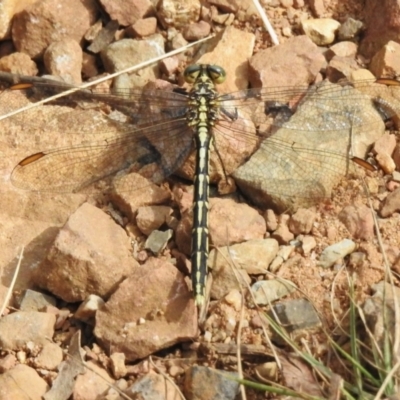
251,279,296,305
318,239,356,268
14,289,57,312
184,366,240,400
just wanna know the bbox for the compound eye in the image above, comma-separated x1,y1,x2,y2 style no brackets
184,64,201,83
208,65,226,84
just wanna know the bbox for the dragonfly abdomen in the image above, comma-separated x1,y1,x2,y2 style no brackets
191,127,212,306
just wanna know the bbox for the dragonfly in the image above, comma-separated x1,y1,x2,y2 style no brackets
0,65,397,307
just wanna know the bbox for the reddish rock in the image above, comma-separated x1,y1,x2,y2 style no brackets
111,173,171,220
0,0,38,39
94,258,198,361
249,35,325,89
33,202,139,302
0,364,48,399
380,187,400,217
370,41,400,78
373,132,397,174
33,342,63,370
43,38,83,84
0,52,38,75
128,17,158,37
326,55,359,82
0,354,16,373
12,0,97,58
338,205,374,240
73,360,114,400
99,0,153,26
136,205,174,235
209,198,266,247
0,311,56,351
183,21,211,41
288,208,317,235
325,41,358,60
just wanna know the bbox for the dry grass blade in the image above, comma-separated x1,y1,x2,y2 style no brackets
0,246,23,317
251,0,279,45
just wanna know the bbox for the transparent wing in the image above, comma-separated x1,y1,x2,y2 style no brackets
213,79,399,209
0,72,194,193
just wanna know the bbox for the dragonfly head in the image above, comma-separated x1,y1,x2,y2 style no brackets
183,64,226,85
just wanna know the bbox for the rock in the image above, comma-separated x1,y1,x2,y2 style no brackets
182,21,211,41
264,209,278,231
144,229,173,254
99,0,153,26
272,221,294,244
0,364,48,400
337,18,364,41
159,56,180,76
100,35,165,90
73,360,115,400
0,354,16,373
362,281,400,361
224,289,243,311
110,352,127,379
43,38,83,84
326,55,359,82
74,294,105,322
14,289,57,312
136,205,174,235
338,204,374,240
325,41,358,61
248,35,325,89
111,173,171,220
12,0,97,58
380,187,400,217
317,239,356,269
184,366,240,400
301,18,341,46
309,0,325,17
123,372,180,399
370,41,400,78
251,279,296,305
94,258,197,361
87,20,119,53
269,298,321,333
269,245,295,272
0,0,39,39
33,202,139,302
158,0,202,29
128,17,158,37
301,235,317,255
0,52,38,75
0,311,56,351
255,362,278,381
373,132,397,174
212,238,279,275
233,79,387,212
288,208,317,235
208,245,252,300
209,198,266,247
33,342,63,370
